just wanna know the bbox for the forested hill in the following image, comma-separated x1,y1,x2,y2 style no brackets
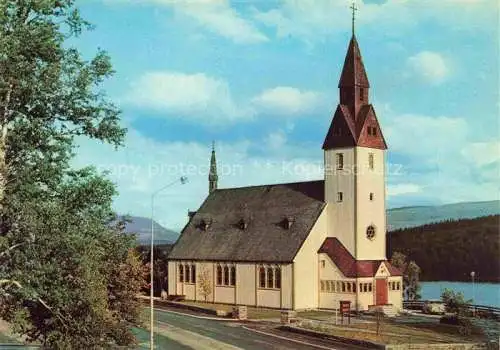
387,215,500,283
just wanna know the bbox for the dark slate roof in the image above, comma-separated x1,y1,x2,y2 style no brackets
318,238,402,277
168,180,325,263
338,35,370,88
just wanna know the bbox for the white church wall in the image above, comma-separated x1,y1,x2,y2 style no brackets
293,209,327,310
280,264,293,309
215,286,235,304
257,289,281,308
355,147,386,261
236,263,255,306
168,261,177,296
324,148,356,256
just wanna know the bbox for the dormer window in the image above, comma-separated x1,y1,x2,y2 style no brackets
368,126,378,136
239,218,248,230
283,216,295,229
200,218,211,231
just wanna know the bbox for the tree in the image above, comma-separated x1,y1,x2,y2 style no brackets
198,267,212,302
391,252,421,300
0,1,142,348
441,288,472,315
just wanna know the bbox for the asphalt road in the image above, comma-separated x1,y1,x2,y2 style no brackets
144,308,364,350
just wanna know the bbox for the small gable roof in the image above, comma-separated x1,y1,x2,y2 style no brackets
318,237,402,277
169,181,325,263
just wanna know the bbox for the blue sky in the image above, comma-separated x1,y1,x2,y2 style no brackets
73,0,499,231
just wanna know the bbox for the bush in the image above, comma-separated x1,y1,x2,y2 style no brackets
440,315,475,336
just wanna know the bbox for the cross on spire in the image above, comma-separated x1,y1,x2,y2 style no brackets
350,1,358,35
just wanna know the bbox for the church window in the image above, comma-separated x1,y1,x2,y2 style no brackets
267,267,274,288
325,280,331,292
366,225,376,240
347,282,352,293
342,282,346,293
331,281,336,292
372,128,377,136
336,153,344,170
353,283,356,293
224,266,230,285
397,282,401,290
259,267,266,288
321,281,325,292
217,265,223,285
368,153,374,170
337,192,343,202
275,267,281,289
230,266,236,286
179,265,184,283
191,264,196,283
369,192,374,201
368,283,373,292
321,260,325,268
337,281,341,292
185,265,190,283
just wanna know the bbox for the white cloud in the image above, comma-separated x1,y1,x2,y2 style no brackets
114,0,268,44
407,51,450,84
387,184,422,197
252,87,323,115
384,114,467,157
461,141,500,166
254,0,495,43
124,71,252,123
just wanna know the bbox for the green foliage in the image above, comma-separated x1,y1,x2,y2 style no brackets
441,288,472,315
0,1,142,348
390,252,421,300
136,244,173,296
387,215,500,282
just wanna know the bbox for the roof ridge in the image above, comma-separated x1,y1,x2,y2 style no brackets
217,179,324,191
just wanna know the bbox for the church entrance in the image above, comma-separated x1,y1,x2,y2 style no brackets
375,278,388,305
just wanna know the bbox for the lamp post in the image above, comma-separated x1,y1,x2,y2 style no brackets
470,271,475,317
150,176,188,349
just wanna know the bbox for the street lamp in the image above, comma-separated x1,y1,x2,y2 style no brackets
150,176,188,349
470,271,475,316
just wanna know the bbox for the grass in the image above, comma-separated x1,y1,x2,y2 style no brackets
177,301,336,320
301,318,487,345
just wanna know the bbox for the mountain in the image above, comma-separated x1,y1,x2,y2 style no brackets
387,200,500,230
121,216,179,245
387,215,500,282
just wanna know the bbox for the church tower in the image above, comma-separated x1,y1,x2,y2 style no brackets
209,141,218,194
323,30,388,261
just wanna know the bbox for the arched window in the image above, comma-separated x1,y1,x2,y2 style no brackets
259,267,266,288
275,267,281,289
216,265,222,285
347,282,352,293
191,264,196,283
223,266,229,285
267,267,274,288
366,225,376,240
179,264,184,283
185,264,190,283
320,281,325,292
230,266,236,286
342,282,346,292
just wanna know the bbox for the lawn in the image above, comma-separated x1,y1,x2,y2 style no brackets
300,318,487,345
176,301,335,320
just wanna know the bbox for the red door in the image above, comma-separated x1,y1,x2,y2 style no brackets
375,279,388,305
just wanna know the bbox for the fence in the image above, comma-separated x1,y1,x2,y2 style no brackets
403,300,500,319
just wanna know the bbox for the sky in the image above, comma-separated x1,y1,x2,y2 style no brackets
72,0,499,231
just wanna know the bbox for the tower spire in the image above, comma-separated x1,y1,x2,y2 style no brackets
209,141,218,194
350,1,358,36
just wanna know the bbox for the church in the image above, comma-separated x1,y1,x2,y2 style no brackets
167,29,403,312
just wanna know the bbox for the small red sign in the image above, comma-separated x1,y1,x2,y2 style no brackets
340,300,351,314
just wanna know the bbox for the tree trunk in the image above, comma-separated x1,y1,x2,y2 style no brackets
0,84,12,214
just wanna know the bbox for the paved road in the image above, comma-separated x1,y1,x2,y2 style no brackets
143,308,364,350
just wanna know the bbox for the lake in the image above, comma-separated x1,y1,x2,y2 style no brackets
420,281,500,307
